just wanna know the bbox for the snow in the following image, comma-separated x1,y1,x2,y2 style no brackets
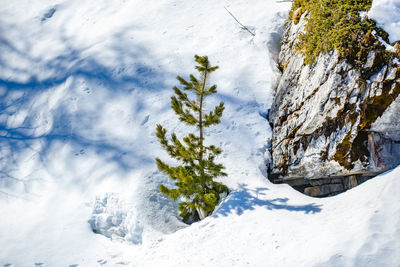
368,0,400,43
372,30,396,52
0,0,399,266
142,168,400,266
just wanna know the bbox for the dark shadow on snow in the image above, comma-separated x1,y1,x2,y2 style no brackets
215,184,322,217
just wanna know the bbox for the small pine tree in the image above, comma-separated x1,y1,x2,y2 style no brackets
156,55,229,223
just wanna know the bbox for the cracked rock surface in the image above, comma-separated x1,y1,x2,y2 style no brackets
269,14,400,196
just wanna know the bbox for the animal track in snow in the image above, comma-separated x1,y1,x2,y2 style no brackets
74,149,85,156
83,87,91,94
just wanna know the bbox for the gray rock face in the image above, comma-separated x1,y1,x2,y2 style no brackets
269,15,400,197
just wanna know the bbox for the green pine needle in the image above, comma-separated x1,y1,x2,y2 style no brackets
155,55,229,223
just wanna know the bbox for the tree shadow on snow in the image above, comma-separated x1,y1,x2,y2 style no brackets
0,22,172,199
215,184,322,217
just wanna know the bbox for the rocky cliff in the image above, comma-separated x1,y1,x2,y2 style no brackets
269,13,400,197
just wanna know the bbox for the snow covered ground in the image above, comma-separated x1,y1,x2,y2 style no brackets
0,0,399,266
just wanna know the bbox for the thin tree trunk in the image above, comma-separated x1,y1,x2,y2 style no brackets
199,70,208,186
196,206,207,220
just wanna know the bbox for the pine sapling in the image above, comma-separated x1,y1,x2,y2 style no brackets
156,55,229,223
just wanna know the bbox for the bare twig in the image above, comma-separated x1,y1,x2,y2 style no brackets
224,6,255,36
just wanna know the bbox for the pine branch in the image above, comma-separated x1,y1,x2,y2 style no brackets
204,84,217,96
156,55,229,223
177,76,192,90
204,102,224,127
171,96,198,125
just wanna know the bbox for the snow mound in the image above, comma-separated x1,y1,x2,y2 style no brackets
141,166,400,266
89,193,143,244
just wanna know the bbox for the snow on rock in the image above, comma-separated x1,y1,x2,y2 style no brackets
269,12,400,197
368,0,400,43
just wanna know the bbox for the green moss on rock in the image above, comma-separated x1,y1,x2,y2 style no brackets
274,1,400,176
289,0,393,66
333,132,353,169
360,81,400,130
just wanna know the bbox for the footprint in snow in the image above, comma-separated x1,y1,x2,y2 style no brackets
141,115,150,126
3,264,13,267
69,265,79,267
41,7,56,22
35,263,45,267
97,259,107,265
115,261,130,265
136,66,152,75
